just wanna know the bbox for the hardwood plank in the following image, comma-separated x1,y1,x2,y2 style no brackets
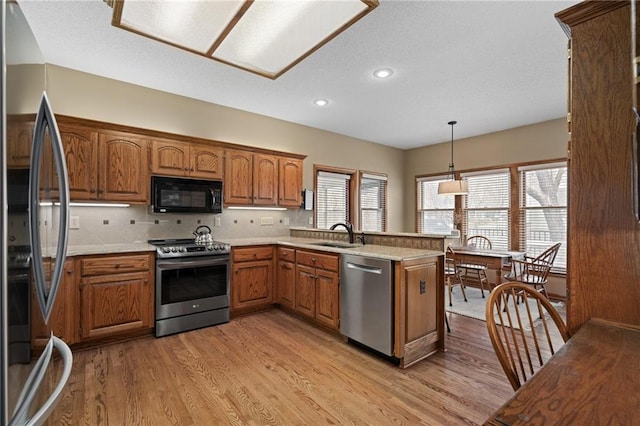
49,310,513,425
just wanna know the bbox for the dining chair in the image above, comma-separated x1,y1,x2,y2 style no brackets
445,246,467,306
504,242,561,299
459,235,492,297
485,282,570,391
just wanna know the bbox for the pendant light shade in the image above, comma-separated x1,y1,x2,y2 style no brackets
438,120,468,195
437,179,469,195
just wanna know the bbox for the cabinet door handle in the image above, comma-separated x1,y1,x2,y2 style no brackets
67,269,73,275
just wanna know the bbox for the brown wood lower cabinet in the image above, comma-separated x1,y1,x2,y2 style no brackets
294,264,316,318
78,253,154,341
276,247,296,310
290,249,340,331
394,255,444,368
231,246,274,313
31,258,76,350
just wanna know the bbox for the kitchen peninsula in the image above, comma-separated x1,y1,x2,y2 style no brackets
59,229,446,368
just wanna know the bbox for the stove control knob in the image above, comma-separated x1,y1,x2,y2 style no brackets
207,246,214,251
170,247,177,253
162,247,171,253
179,247,186,253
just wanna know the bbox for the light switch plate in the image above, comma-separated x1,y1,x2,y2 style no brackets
260,217,274,226
70,216,80,229
283,217,290,226
214,217,221,227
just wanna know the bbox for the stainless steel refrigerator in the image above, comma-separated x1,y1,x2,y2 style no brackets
2,1,73,424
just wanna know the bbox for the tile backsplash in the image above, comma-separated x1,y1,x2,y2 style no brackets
67,205,312,245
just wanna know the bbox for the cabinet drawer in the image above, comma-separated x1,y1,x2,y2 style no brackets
296,250,339,272
278,247,295,261
233,246,274,262
81,254,152,276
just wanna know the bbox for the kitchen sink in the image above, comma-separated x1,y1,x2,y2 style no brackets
310,241,363,249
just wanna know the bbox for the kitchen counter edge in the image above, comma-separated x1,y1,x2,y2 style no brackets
220,237,443,261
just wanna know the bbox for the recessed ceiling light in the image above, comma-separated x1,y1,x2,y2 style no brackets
373,68,394,78
314,99,329,107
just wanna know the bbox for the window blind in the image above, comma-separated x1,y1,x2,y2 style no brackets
360,173,387,232
416,176,454,234
316,171,350,229
461,170,510,251
519,164,567,272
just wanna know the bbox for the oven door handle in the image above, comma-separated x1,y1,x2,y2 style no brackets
157,257,229,270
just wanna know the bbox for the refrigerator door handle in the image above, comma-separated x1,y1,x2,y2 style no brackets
9,336,73,426
28,92,70,322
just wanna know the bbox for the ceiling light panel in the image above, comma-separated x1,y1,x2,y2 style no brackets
111,0,378,79
214,0,372,77
117,0,244,54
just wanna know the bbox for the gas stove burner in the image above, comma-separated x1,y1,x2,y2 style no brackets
7,245,32,269
148,238,231,258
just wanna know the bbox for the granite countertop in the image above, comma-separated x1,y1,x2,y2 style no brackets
66,242,156,257
219,236,442,261
65,237,442,261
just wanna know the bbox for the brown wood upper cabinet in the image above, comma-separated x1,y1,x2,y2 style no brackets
59,123,150,203
225,149,303,207
278,157,303,207
151,138,223,180
6,118,33,169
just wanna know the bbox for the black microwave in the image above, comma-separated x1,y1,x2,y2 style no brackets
151,176,223,214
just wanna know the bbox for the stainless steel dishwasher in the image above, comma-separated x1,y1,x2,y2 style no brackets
340,254,393,356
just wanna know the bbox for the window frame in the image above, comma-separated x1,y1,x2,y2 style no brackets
313,165,357,229
518,162,568,273
461,168,512,251
415,174,457,235
359,170,388,232
415,158,567,275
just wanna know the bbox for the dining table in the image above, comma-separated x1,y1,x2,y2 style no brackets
484,318,640,425
451,247,525,287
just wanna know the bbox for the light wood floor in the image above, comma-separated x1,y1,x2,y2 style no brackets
49,311,513,425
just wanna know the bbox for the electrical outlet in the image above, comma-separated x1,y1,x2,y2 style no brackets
214,217,221,227
260,217,274,226
283,217,290,226
70,216,80,229
308,217,313,225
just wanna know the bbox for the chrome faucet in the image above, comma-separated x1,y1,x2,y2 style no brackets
330,221,355,244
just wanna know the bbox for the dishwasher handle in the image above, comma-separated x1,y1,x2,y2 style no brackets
346,262,383,275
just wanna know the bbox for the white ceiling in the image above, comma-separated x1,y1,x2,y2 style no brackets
19,0,579,150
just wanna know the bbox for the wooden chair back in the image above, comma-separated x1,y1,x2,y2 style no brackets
466,235,492,250
509,242,561,285
485,282,570,391
445,246,457,272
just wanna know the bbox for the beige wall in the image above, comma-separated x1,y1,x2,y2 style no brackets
403,119,568,231
43,65,406,231
34,65,567,236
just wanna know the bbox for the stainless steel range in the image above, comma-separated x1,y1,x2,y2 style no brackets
148,238,231,337
7,246,32,364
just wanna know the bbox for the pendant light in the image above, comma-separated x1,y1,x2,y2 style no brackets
438,120,469,195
